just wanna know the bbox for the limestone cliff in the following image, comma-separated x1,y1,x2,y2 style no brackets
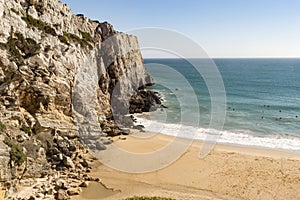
0,0,155,198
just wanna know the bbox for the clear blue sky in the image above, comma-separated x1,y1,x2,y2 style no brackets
61,0,300,58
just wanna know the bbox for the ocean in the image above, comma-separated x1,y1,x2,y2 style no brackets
134,58,300,152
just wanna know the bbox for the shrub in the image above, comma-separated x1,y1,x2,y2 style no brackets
79,30,93,43
6,36,24,65
60,32,92,49
21,14,93,49
21,14,57,36
44,25,57,36
58,35,69,45
4,137,26,166
0,121,6,131
14,33,40,58
5,32,41,64
22,14,45,30
10,143,26,165
20,126,33,136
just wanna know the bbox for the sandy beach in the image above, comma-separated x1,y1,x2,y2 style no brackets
71,130,300,200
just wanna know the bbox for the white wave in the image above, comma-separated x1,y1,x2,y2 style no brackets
134,116,300,152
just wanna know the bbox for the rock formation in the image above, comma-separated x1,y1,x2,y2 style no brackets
0,0,159,198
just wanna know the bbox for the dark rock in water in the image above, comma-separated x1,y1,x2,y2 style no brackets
130,115,137,122
129,90,162,114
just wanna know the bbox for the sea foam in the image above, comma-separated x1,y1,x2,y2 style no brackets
134,115,300,152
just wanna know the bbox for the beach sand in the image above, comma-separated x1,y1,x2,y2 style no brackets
0,190,4,200
75,130,300,200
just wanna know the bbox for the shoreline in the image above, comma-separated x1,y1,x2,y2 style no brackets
74,129,300,200
133,114,300,153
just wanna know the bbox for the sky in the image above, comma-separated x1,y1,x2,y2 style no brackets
60,0,300,58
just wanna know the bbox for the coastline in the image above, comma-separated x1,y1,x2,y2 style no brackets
74,129,300,200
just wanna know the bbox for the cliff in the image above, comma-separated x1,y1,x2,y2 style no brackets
0,0,156,198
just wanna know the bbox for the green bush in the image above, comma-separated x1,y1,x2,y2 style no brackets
21,14,57,36
14,33,40,58
0,121,6,131
59,31,92,49
58,35,69,45
44,25,57,36
79,30,93,43
21,14,93,49
20,126,33,136
5,32,41,64
4,137,26,166
22,14,45,30
125,197,176,200
10,143,26,165
6,36,24,65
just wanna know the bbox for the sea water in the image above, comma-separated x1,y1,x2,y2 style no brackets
134,58,300,152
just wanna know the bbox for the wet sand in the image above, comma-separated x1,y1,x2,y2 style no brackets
75,130,300,200
74,182,119,200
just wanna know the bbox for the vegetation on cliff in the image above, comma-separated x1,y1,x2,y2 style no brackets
4,137,26,166
22,14,57,36
2,31,41,65
22,13,93,48
0,121,6,132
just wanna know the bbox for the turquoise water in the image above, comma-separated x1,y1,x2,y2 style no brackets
137,58,300,151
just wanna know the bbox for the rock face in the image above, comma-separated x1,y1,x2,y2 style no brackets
0,0,158,198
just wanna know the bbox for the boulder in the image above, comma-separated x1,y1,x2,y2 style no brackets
129,90,161,114
67,188,80,196
56,189,70,200
79,181,88,188
95,141,106,150
63,156,75,169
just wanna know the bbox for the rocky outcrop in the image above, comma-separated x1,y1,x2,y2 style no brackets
129,90,162,113
0,0,157,198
